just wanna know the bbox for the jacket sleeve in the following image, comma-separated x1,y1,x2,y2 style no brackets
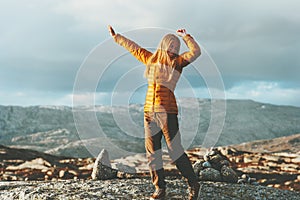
113,34,152,65
177,34,201,68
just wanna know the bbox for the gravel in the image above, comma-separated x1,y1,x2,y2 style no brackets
1,177,299,200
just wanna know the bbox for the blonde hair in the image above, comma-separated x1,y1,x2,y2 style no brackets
144,34,180,81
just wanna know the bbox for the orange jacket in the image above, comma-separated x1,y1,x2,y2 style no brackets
113,33,201,113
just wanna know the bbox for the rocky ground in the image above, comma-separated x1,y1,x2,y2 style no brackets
1,134,300,199
1,178,300,200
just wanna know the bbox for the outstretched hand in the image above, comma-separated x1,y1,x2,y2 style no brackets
108,25,116,37
176,29,187,37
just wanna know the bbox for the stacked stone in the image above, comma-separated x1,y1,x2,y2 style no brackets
193,148,239,183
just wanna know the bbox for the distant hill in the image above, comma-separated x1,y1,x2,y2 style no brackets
230,132,300,153
0,99,300,158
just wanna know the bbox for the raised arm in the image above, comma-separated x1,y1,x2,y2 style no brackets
108,25,152,65
176,29,201,68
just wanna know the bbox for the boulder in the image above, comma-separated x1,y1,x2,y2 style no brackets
220,165,238,183
199,168,222,182
91,149,117,180
193,160,205,176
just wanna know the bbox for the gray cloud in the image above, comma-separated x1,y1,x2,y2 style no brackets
0,0,299,106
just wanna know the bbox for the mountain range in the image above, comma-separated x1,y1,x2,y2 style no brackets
1,99,300,158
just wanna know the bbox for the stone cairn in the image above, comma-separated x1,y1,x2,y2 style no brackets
193,148,258,185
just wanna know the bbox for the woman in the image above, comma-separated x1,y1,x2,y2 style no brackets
108,25,201,200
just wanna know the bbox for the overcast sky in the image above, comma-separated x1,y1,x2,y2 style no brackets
0,0,299,107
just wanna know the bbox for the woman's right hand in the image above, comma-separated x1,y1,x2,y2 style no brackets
176,29,187,37
108,25,116,37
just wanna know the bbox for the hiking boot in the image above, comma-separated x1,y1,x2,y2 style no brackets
189,182,200,200
150,188,166,200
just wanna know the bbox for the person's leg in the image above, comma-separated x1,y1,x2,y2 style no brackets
156,113,198,186
144,112,166,190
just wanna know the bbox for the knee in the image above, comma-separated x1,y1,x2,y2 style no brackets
169,147,185,163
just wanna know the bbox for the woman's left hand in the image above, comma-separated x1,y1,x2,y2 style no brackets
108,25,116,37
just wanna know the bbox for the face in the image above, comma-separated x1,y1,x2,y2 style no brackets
167,41,179,59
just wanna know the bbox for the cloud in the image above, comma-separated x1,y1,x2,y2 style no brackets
0,90,70,106
53,0,164,30
226,81,300,107
0,0,299,106
212,15,300,87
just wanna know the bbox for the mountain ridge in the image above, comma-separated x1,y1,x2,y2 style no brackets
1,99,300,158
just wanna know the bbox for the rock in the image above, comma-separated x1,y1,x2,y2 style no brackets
241,174,249,180
220,160,230,167
195,149,239,184
6,158,51,171
193,160,205,176
237,179,247,184
116,171,137,179
59,169,75,179
203,149,218,161
59,170,65,178
291,156,300,163
91,149,117,180
204,149,228,170
202,161,212,168
199,168,222,182
220,165,238,183
238,174,258,185
95,149,111,167
210,154,226,170
113,163,136,174
251,181,259,186
194,149,238,183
